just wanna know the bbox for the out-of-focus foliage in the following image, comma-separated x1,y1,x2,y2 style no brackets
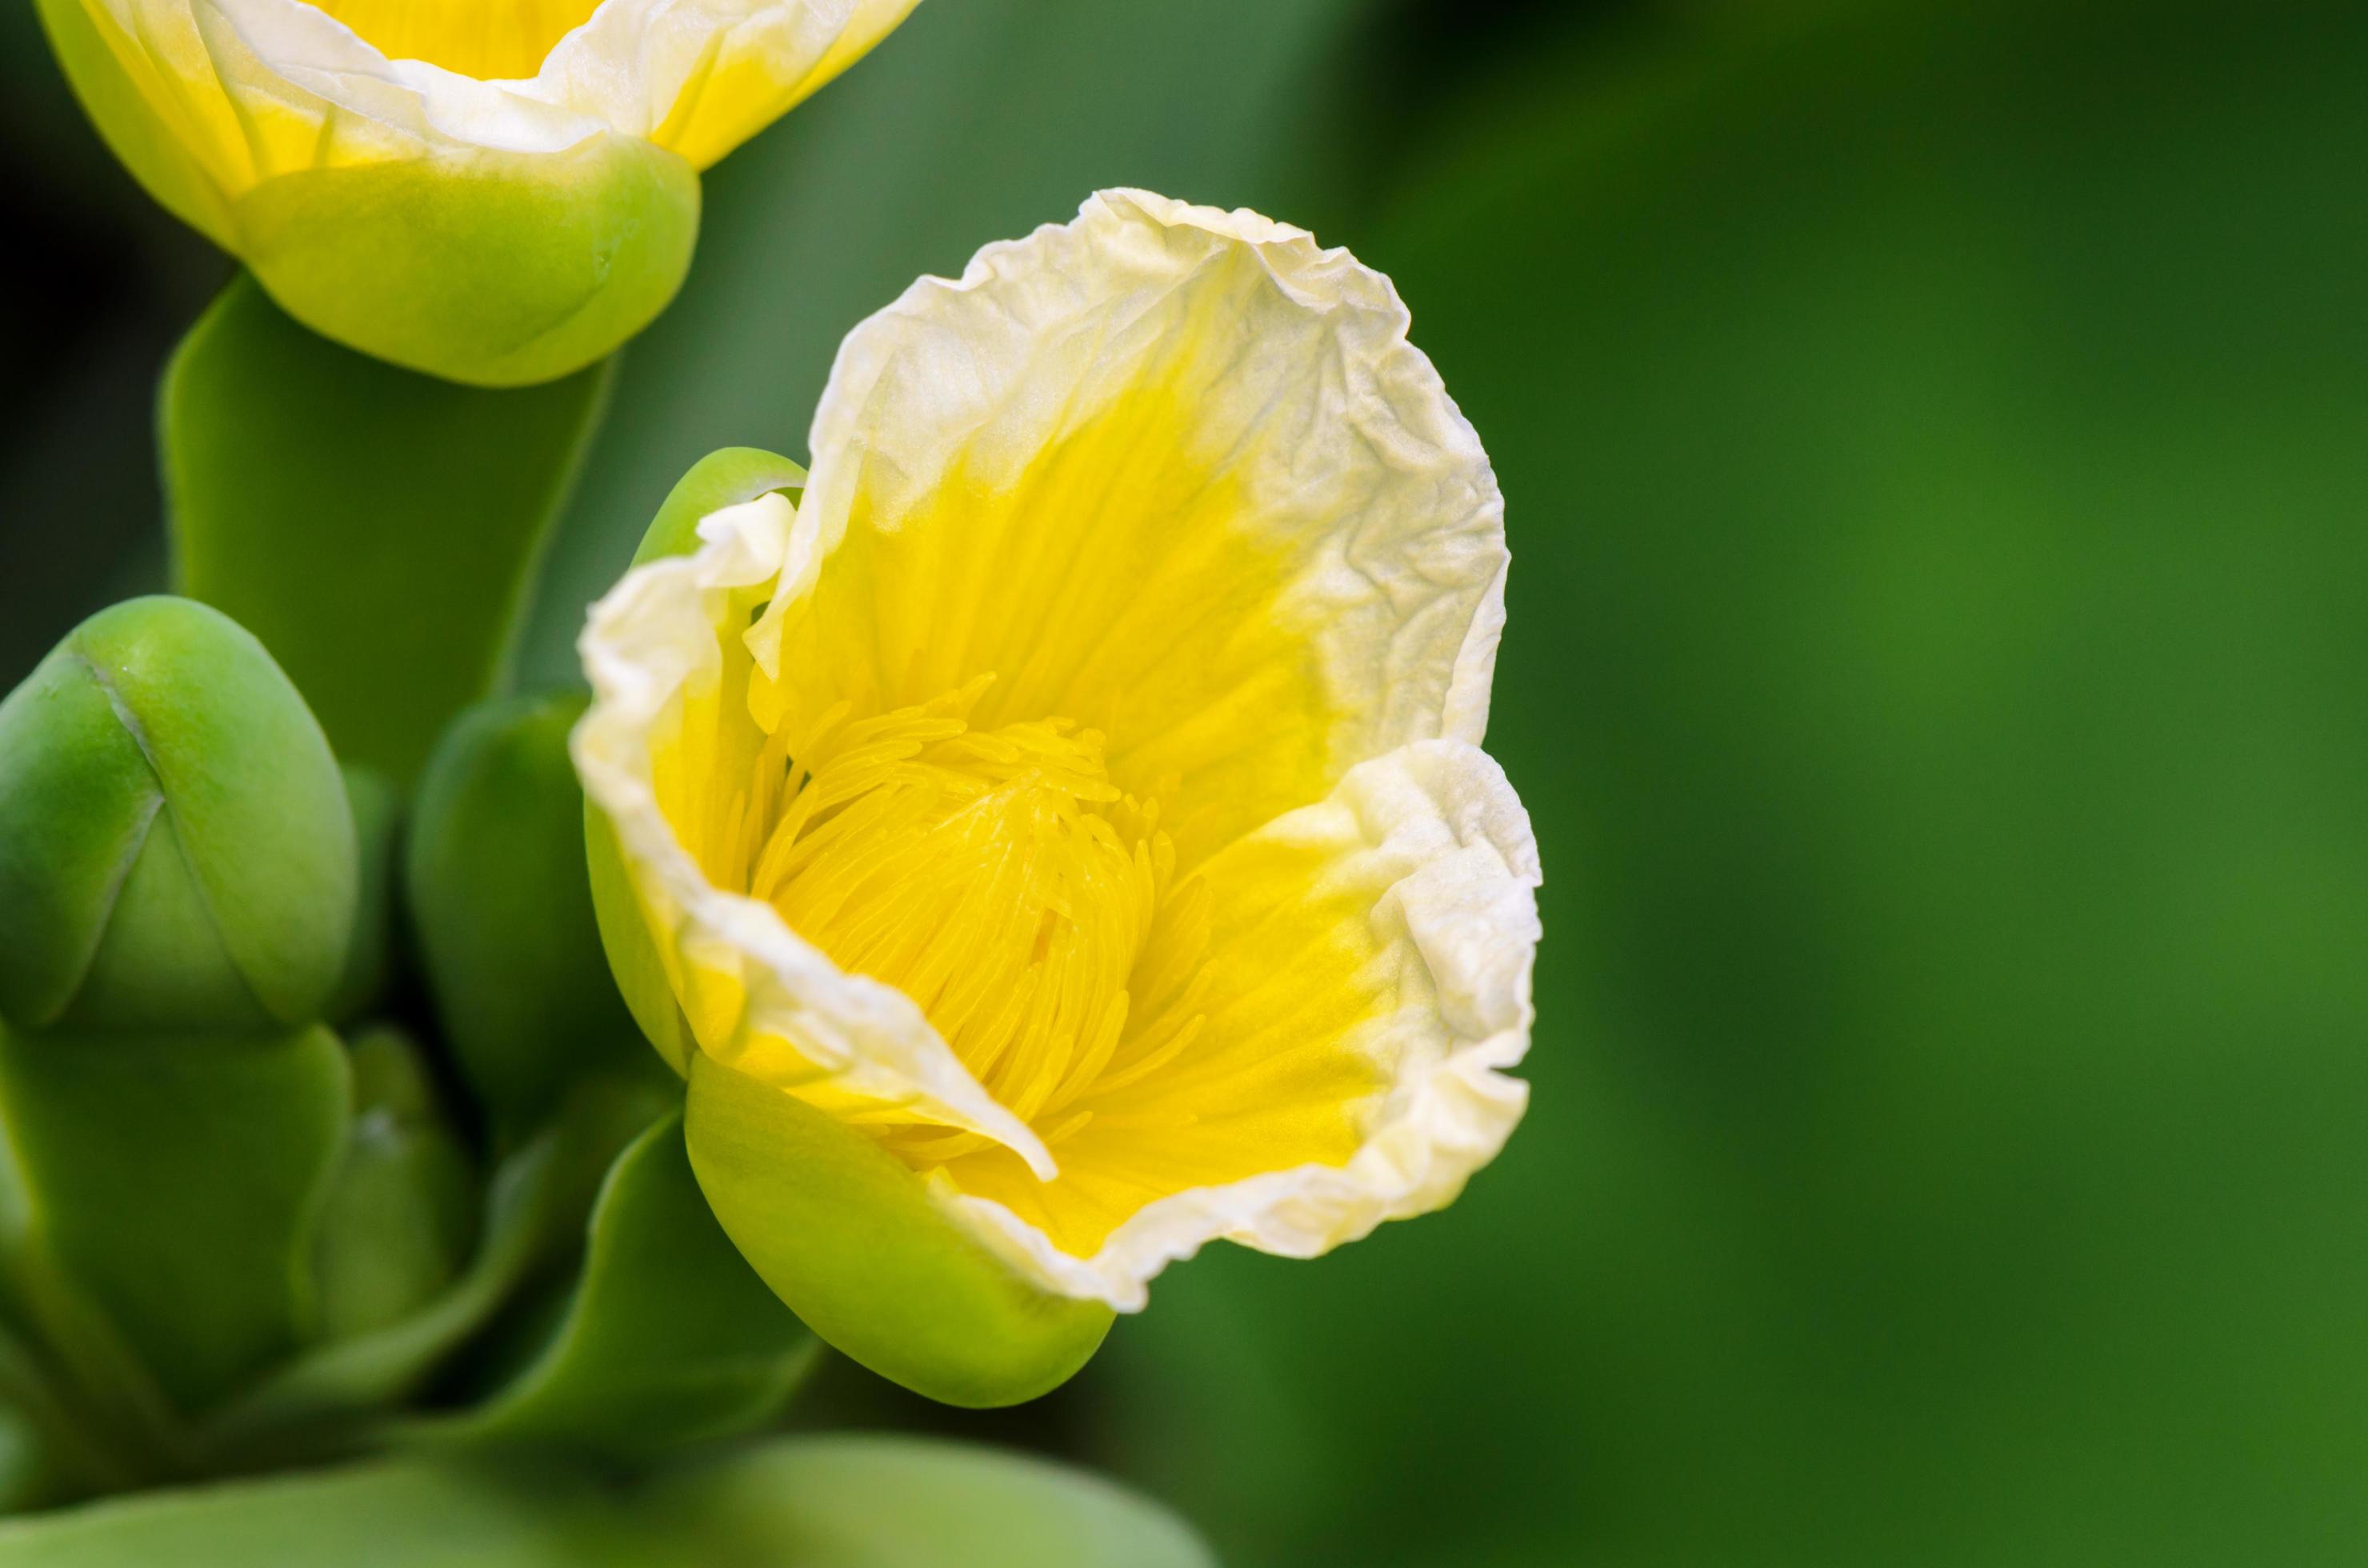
6,0,2366,1563
0,1436,1214,1567
1098,3,2368,1565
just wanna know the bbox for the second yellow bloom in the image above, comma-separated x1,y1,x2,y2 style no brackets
38,0,920,383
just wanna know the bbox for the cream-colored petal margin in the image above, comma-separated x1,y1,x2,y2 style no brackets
79,0,603,209
768,188,1509,834
573,494,1055,1178
950,739,1541,1310
530,0,922,170
86,0,909,196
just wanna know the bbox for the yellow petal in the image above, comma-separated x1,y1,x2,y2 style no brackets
308,0,604,81
575,494,1054,1174
762,188,1508,868
938,739,1539,1309
538,0,926,170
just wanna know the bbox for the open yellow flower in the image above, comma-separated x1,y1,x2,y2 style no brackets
36,0,918,384
575,190,1541,1403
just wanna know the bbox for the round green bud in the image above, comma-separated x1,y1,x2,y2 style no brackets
409,691,657,1136
0,598,357,1032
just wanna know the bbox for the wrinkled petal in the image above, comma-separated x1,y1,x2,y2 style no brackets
943,739,1539,1309
576,190,1538,1314
575,495,1056,1176
760,188,1509,866
535,0,923,169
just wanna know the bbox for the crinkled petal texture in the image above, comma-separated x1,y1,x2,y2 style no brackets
36,0,917,382
576,190,1540,1310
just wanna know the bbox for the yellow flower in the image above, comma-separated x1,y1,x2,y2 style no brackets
575,190,1541,1403
36,0,919,384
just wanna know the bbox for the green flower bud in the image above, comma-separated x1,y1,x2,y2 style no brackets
408,692,655,1136
0,598,356,1033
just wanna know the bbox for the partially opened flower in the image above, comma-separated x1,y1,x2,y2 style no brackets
35,0,919,384
576,190,1541,1405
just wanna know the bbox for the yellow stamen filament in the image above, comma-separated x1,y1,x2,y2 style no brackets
310,0,606,79
734,675,1210,1170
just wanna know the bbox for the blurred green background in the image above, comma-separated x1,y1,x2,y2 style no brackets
7,0,2367,1562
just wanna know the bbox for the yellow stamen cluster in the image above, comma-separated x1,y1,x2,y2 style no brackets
310,0,604,78
723,676,1214,1169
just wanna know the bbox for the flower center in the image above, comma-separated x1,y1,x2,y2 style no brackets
310,0,605,79
734,677,1210,1166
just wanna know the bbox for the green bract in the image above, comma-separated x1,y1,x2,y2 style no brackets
0,598,355,1034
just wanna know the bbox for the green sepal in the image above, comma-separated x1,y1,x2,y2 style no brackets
419,1113,811,1459
0,598,355,1033
164,279,613,782
584,447,807,1078
310,1029,475,1345
0,1438,1215,1567
232,138,699,390
0,1024,350,1416
408,694,657,1138
685,1054,1112,1410
630,446,808,567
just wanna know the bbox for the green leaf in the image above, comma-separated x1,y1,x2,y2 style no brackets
407,693,658,1138
421,1113,811,1459
310,1029,475,1345
0,1438,1216,1567
0,1026,349,1418
163,278,613,782
202,1075,670,1467
0,1455,626,1568
642,1436,1219,1568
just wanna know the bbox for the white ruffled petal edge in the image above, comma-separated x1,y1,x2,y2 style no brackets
574,494,1058,1178
98,0,909,177
948,738,1542,1310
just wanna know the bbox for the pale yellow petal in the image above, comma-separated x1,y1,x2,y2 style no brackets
63,0,602,214
534,0,923,169
757,188,1508,868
